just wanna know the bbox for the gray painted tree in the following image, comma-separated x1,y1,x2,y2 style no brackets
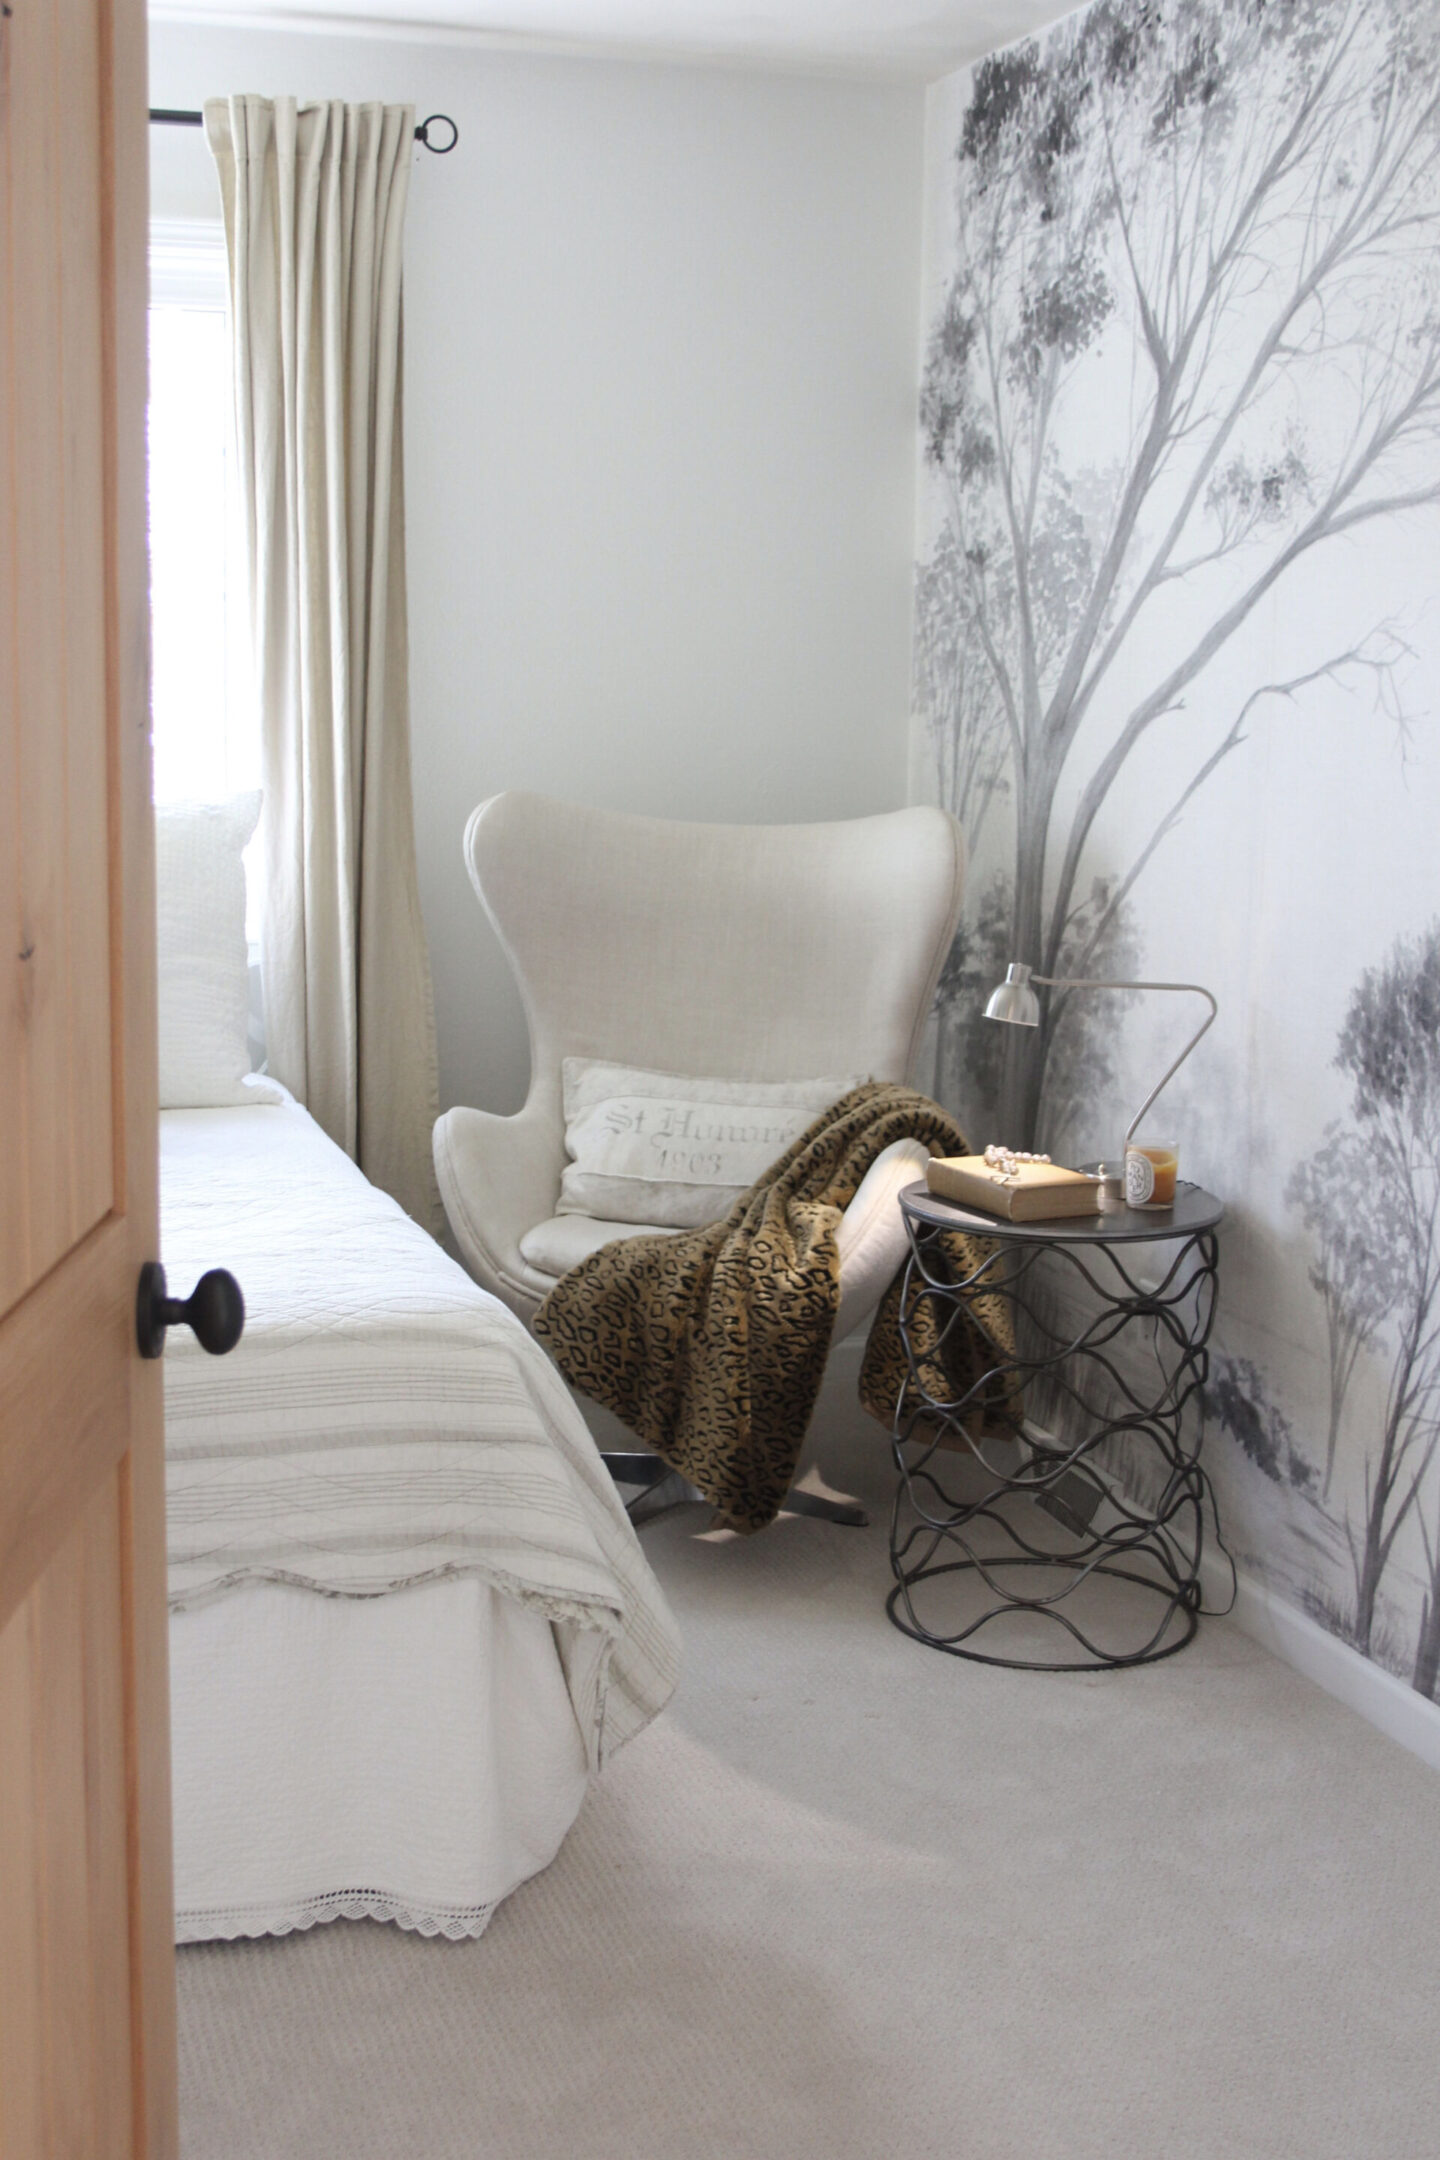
1292,926,1440,1682
1286,1129,1390,1499
917,0,1440,1144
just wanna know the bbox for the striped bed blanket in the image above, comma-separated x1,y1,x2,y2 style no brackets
159,1100,680,1768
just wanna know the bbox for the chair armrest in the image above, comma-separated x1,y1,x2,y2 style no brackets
834,1138,932,1344
433,1104,566,1320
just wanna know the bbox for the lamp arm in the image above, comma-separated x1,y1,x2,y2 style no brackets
1031,977,1218,1148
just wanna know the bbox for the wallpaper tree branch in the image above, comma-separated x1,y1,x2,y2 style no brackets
915,0,1440,1695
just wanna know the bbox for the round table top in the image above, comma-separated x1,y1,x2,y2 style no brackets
898,1177,1224,1244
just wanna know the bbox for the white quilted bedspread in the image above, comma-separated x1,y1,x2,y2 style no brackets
159,1102,679,1765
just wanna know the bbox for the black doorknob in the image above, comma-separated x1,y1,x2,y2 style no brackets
136,1261,245,1359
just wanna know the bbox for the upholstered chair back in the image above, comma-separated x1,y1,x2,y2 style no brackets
437,792,966,1320
465,790,965,1128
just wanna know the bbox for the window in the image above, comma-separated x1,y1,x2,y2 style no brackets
147,219,257,807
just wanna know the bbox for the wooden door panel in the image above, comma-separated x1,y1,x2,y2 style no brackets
0,0,176,2151
1,0,116,1324
0,1216,132,1632
0,0,15,1314
0,1602,45,2160
0,1471,135,2160
52,0,116,1260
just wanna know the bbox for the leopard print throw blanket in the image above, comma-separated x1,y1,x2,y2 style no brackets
532,1081,1015,1533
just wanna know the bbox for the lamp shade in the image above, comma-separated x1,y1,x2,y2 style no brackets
984,962,1041,1027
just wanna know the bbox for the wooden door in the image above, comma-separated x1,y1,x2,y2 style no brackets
0,2,176,2155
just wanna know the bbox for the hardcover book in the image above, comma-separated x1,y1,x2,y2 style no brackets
925,1156,1103,1223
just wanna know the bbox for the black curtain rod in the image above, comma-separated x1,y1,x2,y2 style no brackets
149,108,459,153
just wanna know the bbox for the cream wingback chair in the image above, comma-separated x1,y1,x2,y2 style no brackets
434,791,965,1518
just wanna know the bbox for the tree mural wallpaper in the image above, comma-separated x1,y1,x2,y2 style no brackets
914,0,1440,1695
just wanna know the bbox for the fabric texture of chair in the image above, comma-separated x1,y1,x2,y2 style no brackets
434,794,965,1364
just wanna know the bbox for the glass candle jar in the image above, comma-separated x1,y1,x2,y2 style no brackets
1125,1142,1178,1208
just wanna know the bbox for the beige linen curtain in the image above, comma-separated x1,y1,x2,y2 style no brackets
206,95,440,1228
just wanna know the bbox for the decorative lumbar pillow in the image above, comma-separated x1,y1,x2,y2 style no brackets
155,794,283,1109
557,1060,863,1229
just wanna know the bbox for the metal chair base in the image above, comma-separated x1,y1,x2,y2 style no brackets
601,1453,869,1529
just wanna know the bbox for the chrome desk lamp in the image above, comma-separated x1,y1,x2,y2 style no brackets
983,964,1217,1150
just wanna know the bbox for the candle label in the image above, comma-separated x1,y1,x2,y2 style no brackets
1125,1150,1156,1206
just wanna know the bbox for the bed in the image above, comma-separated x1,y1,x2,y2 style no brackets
160,1096,680,1943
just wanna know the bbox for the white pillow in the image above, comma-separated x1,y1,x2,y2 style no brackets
155,794,282,1109
557,1060,863,1229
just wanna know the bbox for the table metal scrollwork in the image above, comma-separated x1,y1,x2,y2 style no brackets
887,1180,1224,1671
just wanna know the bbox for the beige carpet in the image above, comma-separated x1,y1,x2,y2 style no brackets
176,1430,1440,2160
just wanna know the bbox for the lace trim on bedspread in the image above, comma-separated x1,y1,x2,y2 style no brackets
175,1888,499,1944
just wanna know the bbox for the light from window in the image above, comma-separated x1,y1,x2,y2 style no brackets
147,220,257,808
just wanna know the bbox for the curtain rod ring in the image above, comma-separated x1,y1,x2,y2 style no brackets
415,114,459,154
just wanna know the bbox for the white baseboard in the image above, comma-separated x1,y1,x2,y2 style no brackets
1014,1424,1440,1773
1199,1544,1440,1772
1001,1421,1440,1775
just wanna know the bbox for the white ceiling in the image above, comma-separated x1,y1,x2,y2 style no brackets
150,0,1077,80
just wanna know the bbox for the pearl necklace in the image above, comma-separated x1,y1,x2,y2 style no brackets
983,1143,1052,1184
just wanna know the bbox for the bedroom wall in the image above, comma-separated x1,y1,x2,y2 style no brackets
148,20,925,1117
911,0,1440,1717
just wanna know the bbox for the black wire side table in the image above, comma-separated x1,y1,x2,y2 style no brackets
887,1179,1223,1672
